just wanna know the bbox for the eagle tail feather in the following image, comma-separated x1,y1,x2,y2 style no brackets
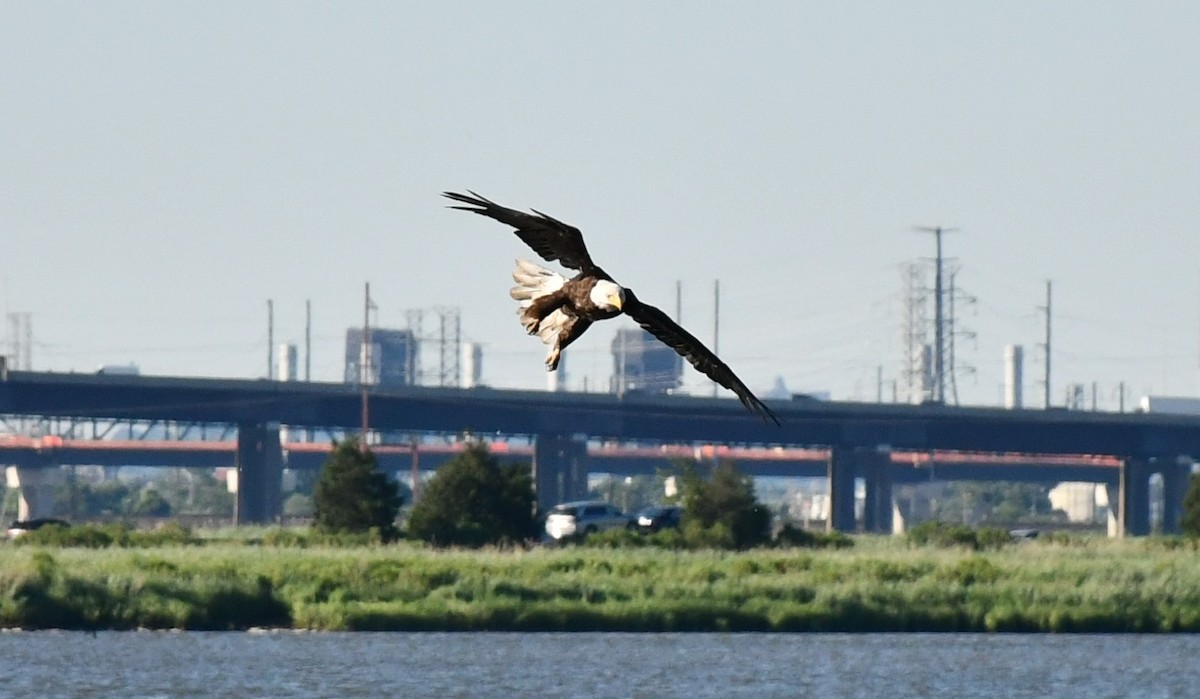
510,258,565,307
509,259,569,357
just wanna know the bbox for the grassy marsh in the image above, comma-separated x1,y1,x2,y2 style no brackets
2,535,1199,632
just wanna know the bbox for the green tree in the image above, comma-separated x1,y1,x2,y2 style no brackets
158,468,234,517
1182,472,1200,537
313,438,402,538
407,442,537,547
932,482,1062,526
128,486,171,517
588,474,665,514
282,492,314,518
676,459,771,549
68,480,135,518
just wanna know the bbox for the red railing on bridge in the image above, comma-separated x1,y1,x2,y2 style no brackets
0,435,1122,469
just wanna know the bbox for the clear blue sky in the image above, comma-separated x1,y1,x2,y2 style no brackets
3,2,1198,408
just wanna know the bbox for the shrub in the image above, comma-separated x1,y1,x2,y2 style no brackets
282,493,314,518
680,519,735,549
774,523,854,549
1182,472,1200,537
261,527,311,548
12,522,198,548
905,521,1011,550
580,528,646,548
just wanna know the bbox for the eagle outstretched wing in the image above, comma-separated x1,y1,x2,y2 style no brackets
622,289,780,425
443,191,602,274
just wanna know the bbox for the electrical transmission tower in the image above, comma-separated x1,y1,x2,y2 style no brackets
944,269,977,404
435,306,461,387
7,313,31,370
900,262,931,403
900,230,975,405
405,306,461,387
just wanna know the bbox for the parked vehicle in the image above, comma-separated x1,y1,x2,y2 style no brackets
544,501,631,540
635,505,683,533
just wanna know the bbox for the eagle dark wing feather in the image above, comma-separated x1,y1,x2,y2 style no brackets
622,290,780,425
443,191,599,273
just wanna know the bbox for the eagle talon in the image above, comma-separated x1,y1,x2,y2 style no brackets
518,311,540,334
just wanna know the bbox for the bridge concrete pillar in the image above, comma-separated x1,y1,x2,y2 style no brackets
5,465,64,522
827,447,858,533
1117,457,1152,537
1158,457,1191,535
891,498,913,535
533,435,588,513
234,421,283,525
861,448,894,534
1104,481,1120,538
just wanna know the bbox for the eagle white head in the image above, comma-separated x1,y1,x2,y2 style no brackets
590,279,625,312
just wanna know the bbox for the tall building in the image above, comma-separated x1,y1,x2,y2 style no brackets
610,328,682,394
344,328,417,387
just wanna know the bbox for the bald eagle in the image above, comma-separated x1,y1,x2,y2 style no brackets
444,191,779,424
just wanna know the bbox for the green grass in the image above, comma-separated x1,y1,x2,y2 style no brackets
2,534,1200,632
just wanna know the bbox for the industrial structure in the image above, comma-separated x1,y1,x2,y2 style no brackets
899,253,974,405
610,327,683,395
343,328,417,388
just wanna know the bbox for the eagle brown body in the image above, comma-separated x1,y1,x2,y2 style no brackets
445,190,779,424
516,282,606,370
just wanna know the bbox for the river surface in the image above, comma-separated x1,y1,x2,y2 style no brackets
1,631,1197,698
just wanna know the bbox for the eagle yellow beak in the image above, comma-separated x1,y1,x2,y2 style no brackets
609,294,623,311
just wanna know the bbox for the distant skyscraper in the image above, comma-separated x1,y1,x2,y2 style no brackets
610,327,682,394
344,328,417,387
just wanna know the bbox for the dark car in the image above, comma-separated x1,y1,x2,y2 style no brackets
635,505,682,533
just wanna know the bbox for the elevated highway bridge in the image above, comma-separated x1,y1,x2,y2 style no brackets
1,369,1197,535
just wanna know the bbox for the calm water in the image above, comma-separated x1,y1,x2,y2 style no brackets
1,631,1198,698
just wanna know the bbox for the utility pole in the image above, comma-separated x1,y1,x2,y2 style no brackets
305,299,312,382
712,280,720,398
945,270,976,405
1038,280,1053,409
617,330,626,396
360,282,372,445
405,309,424,386
675,280,682,324
267,300,274,380
914,226,957,402
410,433,420,504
